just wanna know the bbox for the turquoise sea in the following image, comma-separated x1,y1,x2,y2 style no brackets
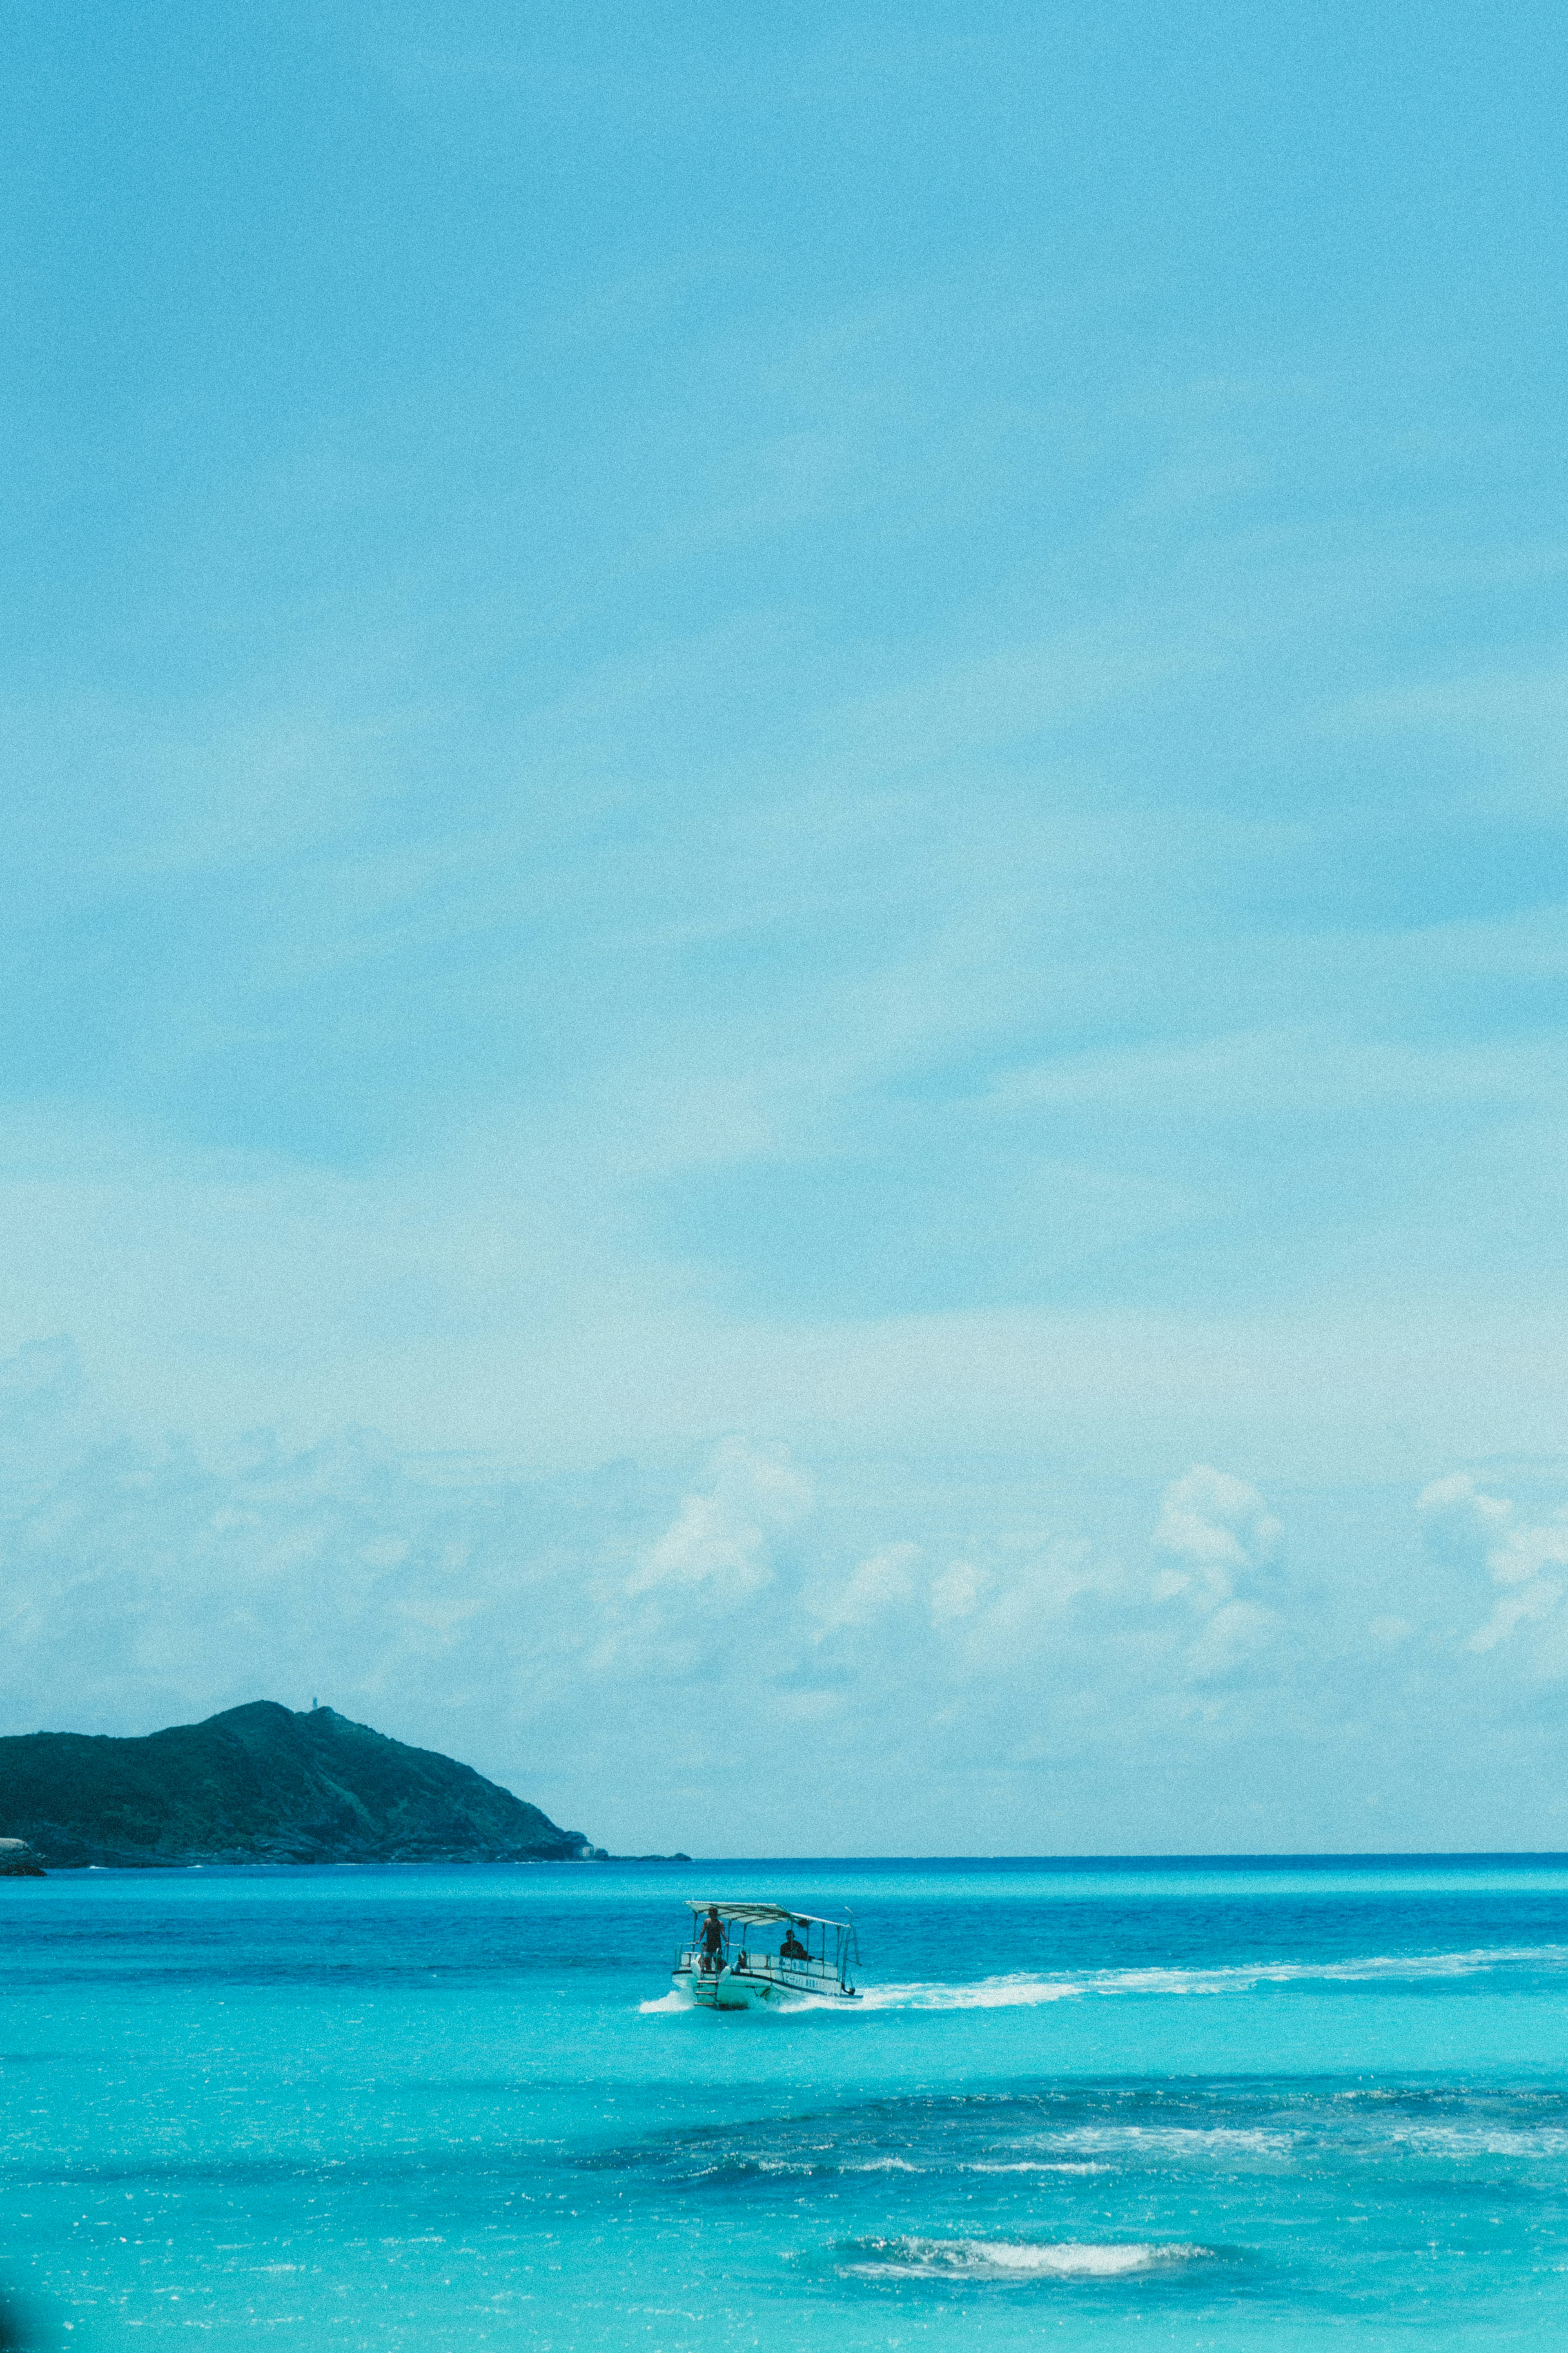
4,1858,1568,2348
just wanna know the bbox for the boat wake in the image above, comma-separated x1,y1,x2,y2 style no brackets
852,1943,1568,2011
640,1944,1568,2018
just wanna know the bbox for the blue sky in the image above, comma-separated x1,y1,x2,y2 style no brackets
2,1,1566,1851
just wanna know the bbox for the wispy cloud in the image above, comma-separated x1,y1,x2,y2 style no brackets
991,1028,1568,1123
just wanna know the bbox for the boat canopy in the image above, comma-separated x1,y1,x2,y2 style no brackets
684,1900,848,1929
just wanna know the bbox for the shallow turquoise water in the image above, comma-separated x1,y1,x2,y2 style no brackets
4,1858,1568,2346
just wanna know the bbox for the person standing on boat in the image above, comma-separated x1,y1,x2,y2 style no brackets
699,1907,724,1972
780,1923,807,1962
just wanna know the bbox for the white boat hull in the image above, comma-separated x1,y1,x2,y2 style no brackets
672,1960,859,2010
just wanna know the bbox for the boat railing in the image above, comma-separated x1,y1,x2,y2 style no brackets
673,1941,853,1992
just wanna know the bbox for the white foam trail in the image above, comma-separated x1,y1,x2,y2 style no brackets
960,2159,1106,2174
1394,2124,1568,2159
841,2236,1210,2281
854,1944,1568,2012
1036,2125,1290,2159
855,1975,1080,2010
639,1989,693,2014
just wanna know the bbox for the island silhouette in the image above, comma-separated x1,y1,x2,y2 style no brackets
0,1701,604,1867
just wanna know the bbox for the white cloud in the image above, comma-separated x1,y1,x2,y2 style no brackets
1149,1465,1283,1682
1153,1465,1283,1605
1417,1472,1514,1570
923,1538,1132,1683
812,1541,920,1635
1419,1472,1568,1654
1468,1582,1563,1654
1183,1598,1277,1679
625,1438,812,1600
1368,1615,1412,1645
930,1558,986,1625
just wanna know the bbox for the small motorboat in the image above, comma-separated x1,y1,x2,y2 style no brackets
672,1899,860,2008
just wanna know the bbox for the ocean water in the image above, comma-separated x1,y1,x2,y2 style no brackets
4,1859,1568,2348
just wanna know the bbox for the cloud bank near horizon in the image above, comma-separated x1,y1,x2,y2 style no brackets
5,1340,1564,1854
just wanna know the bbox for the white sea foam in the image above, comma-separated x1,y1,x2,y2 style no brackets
840,2157,1110,2178
850,1944,1568,2012
1035,2124,1290,2159
854,1973,1080,2010
960,2158,1106,2174
1394,2124,1568,2159
840,2236,1211,2281
639,1989,693,2014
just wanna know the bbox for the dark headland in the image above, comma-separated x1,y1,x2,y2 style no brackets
0,1702,606,1868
